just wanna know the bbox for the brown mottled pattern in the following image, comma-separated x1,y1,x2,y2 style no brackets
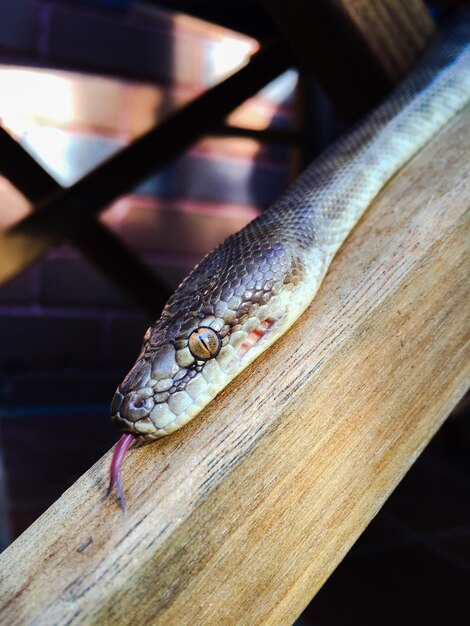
112,17,470,441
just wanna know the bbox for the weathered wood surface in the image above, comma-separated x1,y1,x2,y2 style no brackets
0,107,468,625
262,0,435,119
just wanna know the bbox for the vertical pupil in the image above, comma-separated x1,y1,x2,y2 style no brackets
199,334,210,353
188,327,220,360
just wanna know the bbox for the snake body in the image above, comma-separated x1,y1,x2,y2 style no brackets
111,19,470,442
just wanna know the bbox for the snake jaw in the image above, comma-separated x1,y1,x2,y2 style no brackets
237,317,276,358
111,277,306,442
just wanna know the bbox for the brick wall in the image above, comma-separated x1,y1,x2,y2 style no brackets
0,0,297,542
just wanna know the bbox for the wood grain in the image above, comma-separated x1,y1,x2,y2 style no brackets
0,106,468,625
337,0,435,80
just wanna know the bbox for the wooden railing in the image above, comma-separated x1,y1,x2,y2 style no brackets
2,2,465,623
0,104,468,625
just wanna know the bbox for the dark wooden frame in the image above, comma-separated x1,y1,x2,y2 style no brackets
0,40,293,315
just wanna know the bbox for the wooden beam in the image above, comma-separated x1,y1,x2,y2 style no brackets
0,127,171,316
0,40,293,290
261,0,435,119
338,0,436,80
0,106,468,625
0,128,59,204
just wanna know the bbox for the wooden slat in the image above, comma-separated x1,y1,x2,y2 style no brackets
0,128,59,204
0,106,468,625
0,127,171,316
339,0,436,80
0,41,293,291
261,0,435,119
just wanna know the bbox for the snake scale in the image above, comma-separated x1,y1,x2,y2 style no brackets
108,16,470,498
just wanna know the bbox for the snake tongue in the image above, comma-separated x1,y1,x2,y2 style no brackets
107,432,136,510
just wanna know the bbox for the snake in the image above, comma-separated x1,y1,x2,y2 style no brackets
108,16,470,503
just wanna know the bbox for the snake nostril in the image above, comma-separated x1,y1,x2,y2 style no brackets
121,388,155,421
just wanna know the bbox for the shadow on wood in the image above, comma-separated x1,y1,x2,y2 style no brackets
262,0,435,120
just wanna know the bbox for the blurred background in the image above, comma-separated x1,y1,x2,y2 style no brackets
0,1,468,624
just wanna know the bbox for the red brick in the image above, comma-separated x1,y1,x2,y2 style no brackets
1,408,117,539
48,5,176,85
0,0,39,55
0,266,37,304
1,367,126,408
174,152,288,208
108,314,152,365
102,197,258,257
149,257,194,290
38,248,192,307
0,313,103,368
39,256,132,307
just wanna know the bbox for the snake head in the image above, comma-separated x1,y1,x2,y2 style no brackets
111,214,309,442
111,311,231,440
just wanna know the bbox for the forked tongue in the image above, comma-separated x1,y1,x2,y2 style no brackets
107,433,136,510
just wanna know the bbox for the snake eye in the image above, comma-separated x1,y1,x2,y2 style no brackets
188,327,221,361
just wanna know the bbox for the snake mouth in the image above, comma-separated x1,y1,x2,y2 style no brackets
111,316,281,438
236,317,276,358
112,411,157,439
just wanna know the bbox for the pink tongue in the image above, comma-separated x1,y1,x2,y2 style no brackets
107,433,136,510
